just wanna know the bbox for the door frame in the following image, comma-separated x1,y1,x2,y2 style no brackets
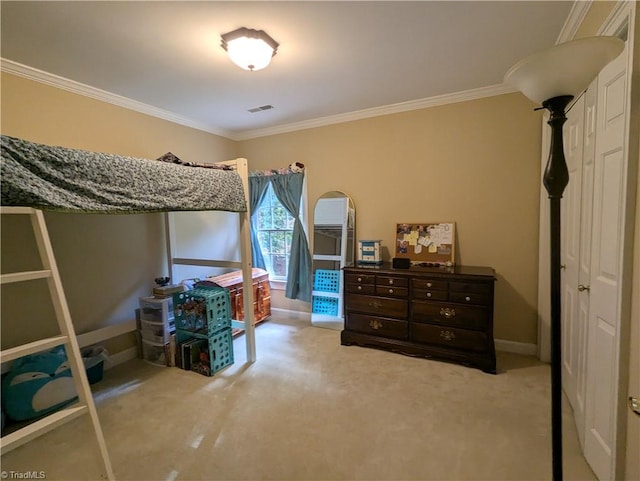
598,3,639,480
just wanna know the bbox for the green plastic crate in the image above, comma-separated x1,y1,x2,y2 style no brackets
173,286,231,335
176,328,234,377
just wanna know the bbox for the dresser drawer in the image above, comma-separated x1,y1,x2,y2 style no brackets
449,281,491,295
376,276,408,288
346,313,408,340
375,285,408,298
411,301,489,330
345,294,408,318
449,291,491,306
345,273,375,285
346,283,376,295
413,288,448,301
411,323,489,352
412,278,448,291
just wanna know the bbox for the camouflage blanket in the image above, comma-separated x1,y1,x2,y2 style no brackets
0,135,247,213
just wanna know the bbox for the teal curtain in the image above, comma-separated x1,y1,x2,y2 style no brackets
248,175,271,270
270,172,312,302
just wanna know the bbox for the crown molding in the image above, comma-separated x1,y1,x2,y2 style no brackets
556,1,592,43
236,83,518,140
0,58,233,139
2,57,518,143
598,0,634,36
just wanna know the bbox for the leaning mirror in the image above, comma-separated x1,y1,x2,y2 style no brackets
311,191,355,330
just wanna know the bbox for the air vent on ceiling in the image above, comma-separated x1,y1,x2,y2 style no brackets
248,104,274,113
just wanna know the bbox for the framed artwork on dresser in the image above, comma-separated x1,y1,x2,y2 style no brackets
394,222,456,265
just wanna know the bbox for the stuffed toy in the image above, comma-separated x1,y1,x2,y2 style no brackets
289,162,305,173
1,346,77,421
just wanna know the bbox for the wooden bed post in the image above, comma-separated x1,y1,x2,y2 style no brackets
164,212,176,282
235,158,256,363
163,158,256,363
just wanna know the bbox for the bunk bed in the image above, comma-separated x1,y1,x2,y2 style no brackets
0,134,257,480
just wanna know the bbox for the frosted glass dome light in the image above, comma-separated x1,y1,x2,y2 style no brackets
221,27,279,72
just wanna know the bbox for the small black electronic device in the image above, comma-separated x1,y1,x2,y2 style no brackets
392,257,411,269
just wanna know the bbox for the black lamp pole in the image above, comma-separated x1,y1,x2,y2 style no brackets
541,94,573,481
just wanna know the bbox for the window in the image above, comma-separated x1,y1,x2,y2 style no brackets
256,183,295,281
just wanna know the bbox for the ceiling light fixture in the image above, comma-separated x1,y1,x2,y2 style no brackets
221,27,279,72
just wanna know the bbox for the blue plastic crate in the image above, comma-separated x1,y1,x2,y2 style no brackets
313,269,340,293
312,295,339,316
173,286,231,335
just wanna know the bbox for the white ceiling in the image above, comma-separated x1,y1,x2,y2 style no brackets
0,1,574,140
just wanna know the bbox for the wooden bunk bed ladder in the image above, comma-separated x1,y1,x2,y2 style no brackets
0,207,114,480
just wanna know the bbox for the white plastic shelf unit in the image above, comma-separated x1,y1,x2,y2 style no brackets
138,296,175,366
0,207,114,480
312,196,350,318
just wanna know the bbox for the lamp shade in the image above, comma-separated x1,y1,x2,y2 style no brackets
221,27,279,71
504,36,624,104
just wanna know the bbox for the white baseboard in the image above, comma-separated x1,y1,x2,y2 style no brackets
77,321,136,348
271,307,311,320
494,338,538,356
105,346,138,369
1,324,139,375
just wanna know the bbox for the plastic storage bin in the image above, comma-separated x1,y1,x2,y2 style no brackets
175,328,234,376
312,295,339,316
313,269,340,293
141,339,168,366
173,286,231,335
138,297,175,362
139,296,174,326
81,345,109,384
140,319,174,344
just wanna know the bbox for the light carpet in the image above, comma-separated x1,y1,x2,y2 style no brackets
1,311,596,481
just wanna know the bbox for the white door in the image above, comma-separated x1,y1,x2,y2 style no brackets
561,81,599,447
561,93,586,444
583,41,628,481
575,83,598,448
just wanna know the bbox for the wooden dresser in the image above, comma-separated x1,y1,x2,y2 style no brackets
342,263,496,373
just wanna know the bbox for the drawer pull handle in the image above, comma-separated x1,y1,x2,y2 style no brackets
368,301,382,309
440,307,456,318
369,320,382,330
426,292,432,298
427,282,432,288
440,330,456,341
465,296,471,302
388,289,394,294
389,279,394,285
357,277,362,282
357,286,362,291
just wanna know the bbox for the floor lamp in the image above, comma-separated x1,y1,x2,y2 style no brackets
504,36,624,481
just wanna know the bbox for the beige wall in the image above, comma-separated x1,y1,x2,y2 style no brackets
241,93,544,344
2,70,543,346
574,1,616,40
0,72,239,353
